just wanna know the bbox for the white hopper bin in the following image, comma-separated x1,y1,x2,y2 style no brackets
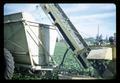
4,12,57,68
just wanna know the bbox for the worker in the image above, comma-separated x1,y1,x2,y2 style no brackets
109,36,114,45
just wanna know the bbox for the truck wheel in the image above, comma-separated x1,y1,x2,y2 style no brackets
4,48,14,79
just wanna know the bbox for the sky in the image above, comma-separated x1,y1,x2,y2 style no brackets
4,3,116,39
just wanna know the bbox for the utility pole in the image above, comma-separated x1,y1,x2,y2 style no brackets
97,24,99,37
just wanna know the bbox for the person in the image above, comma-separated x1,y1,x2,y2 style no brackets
109,36,114,45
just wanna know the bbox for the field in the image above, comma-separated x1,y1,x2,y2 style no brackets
12,41,115,80
12,41,93,80
53,42,83,72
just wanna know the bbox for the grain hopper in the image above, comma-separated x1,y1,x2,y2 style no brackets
4,12,57,79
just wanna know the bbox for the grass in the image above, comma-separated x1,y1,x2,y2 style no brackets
53,42,83,71
52,41,97,77
12,41,115,79
12,41,87,80
11,42,64,79
12,70,58,80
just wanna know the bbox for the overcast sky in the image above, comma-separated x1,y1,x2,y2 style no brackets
4,3,116,39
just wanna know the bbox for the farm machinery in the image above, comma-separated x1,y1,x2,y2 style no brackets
3,4,116,79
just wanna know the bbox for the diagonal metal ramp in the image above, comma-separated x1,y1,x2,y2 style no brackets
40,4,91,69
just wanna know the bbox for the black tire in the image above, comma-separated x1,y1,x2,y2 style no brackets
4,48,14,79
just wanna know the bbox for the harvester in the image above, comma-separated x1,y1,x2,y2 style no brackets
3,4,116,79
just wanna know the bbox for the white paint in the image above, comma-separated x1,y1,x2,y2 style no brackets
49,26,58,56
23,12,40,64
87,47,112,60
